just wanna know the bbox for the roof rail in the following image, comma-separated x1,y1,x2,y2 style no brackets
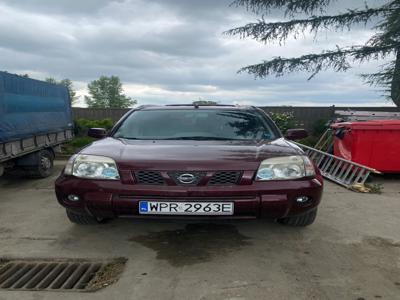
134,105,158,110
165,104,237,107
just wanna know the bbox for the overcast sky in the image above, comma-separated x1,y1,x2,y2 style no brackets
0,0,395,107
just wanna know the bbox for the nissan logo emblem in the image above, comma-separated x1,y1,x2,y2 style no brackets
177,173,196,184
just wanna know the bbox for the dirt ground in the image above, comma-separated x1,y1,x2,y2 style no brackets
0,161,399,300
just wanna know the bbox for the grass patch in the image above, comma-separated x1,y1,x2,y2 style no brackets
87,258,127,290
365,183,384,194
62,136,95,155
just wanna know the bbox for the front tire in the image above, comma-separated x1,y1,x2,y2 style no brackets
278,208,318,227
66,209,104,225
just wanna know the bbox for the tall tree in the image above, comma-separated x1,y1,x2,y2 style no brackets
46,77,79,105
226,0,400,107
84,76,136,109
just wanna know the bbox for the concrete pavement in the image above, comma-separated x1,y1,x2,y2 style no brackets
0,161,399,300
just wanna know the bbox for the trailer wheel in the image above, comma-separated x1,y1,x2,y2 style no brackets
27,149,54,178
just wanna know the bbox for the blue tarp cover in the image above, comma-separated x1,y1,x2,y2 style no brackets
0,72,73,143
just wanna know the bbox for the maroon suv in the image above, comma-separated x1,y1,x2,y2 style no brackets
55,105,323,226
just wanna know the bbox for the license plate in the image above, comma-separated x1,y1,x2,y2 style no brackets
138,201,234,215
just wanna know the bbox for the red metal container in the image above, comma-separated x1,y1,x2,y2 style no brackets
331,120,400,173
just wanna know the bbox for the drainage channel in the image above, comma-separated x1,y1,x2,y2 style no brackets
0,258,126,292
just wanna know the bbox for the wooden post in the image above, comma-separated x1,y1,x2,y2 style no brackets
391,48,400,109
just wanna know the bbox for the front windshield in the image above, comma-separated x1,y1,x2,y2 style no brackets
113,109,277,141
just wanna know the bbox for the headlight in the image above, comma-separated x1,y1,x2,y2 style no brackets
64,154,120,180
256,155,315,181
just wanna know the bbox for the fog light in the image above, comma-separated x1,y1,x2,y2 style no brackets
67,194,80,202
296,196,310,203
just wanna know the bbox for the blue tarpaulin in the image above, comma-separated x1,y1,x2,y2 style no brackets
0,72,73,143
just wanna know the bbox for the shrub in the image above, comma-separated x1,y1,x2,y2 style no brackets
269,112,297,134
62,137,96,154
312,119,329,136
70,136,96,148
63,118,115,154
74,118,114,136
297,136,319,147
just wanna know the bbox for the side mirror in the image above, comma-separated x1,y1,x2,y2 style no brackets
285,128,308,140
88,128,107,139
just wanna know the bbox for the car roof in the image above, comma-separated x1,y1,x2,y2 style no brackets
137,104,255,111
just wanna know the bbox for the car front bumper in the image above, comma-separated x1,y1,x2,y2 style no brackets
55,173,323,220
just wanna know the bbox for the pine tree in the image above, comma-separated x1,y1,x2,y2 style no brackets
225,0,400,107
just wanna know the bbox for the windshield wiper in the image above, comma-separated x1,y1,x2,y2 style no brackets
116,137,139,140
159,136,239,141
115,136,243,141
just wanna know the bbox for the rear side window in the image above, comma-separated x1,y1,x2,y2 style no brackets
113,109,278,140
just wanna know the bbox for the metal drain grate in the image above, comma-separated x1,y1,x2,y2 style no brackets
0,258,126,291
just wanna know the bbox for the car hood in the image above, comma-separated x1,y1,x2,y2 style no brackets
80,137,303,171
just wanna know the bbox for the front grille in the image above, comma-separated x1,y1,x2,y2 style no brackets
133,170,243,186
168,171,206,186
208,171,242,185
134,171,165,185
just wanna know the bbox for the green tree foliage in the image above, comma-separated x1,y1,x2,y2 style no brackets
84,76,137,109
46,77,79,105
268,112,297,133
226,0,400,107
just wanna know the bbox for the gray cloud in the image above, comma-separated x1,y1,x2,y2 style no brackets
0,0,123,15
0,0,394,107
